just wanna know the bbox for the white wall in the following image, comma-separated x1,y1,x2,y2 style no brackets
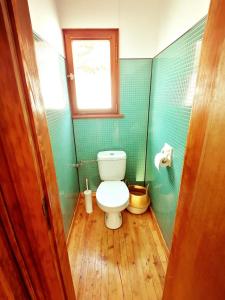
28,0,64,56
29,0,210,58
155,0,210,56
55,0,160,58
55,0,119,28
119,0,159,58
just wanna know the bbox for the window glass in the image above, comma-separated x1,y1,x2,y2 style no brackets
72,40,112,110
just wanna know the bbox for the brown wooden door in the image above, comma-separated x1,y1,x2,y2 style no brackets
163,1,225,299
6,0,76,297
0,0,75,299
0,184,36,300
0,141,64,299
0,215,30,299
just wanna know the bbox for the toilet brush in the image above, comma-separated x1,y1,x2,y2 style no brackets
84,178,93,213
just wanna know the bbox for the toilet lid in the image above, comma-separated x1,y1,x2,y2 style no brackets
96,181,129,208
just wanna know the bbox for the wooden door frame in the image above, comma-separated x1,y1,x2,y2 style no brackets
0,0,75,298
163,0,225,299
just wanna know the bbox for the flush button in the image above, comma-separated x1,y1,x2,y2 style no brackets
110,153,114,155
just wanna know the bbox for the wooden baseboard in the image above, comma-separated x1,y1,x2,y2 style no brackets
150,207,170,258
66,193,82,246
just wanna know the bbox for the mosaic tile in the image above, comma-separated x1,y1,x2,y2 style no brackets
145,18,206,247
34,38,80,235
73,59,152,191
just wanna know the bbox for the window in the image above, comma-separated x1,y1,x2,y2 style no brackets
63,29,121,118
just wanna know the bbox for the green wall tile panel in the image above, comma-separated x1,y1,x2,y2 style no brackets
34,38,79,236
145,18,206,248
74,59,152,191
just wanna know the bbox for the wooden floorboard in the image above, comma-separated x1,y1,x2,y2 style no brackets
68,197,168,300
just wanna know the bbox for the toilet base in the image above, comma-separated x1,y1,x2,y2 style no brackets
105,212,122,229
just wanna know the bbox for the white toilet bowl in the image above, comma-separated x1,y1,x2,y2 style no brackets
96,181,129,229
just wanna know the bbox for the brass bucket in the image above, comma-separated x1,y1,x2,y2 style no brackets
127,185,150,214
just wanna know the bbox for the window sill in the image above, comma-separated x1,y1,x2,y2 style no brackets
72,113,124,119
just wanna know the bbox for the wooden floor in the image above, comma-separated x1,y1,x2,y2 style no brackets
68,197,168,300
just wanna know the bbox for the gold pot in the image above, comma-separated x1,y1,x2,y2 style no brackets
128,185,150,209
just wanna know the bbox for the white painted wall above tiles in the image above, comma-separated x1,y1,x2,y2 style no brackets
54,0,210,58
119,0,159,58
28,0,64,56
155,0,210,56
28,0,210,58
54,0,160,58
55,0,119,28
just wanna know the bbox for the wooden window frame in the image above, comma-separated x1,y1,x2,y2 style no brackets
63,28,122,119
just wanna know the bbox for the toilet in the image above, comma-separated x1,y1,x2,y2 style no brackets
96,151,129,229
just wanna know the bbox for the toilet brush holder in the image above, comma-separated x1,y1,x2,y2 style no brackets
84,178,93,214
84,189,93,214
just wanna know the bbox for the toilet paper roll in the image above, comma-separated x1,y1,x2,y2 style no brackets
154,153,171,170
84,189,93,213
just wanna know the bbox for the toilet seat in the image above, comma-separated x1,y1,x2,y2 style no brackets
96,181,129,212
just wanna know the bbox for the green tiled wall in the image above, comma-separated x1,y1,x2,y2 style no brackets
145,18,206,247
34,37,80,236
73,59,152,191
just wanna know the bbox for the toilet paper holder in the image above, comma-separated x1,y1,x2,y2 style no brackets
160,143,173,166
